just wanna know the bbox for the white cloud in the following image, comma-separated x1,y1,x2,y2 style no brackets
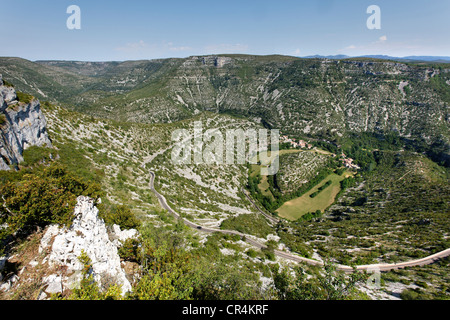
338,35,391,55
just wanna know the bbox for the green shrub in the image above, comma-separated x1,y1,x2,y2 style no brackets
55,251,123,300
246,248,258,258
16,91,34,104
2,78,14,87
297,210,322,221
220,213,272,238
0,163,102,253
400,288,420,300
310,191,320,198
262,248,276,261
266,240,278,250
22,146,54,167
99,203,141,230
415,281,429,289
118,238,140,262
131,272,193,300
55,142,103,184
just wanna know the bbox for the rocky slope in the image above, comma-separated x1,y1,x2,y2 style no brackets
0,64,448,300
0,196,138,299
0,75,52,170
0,55,450,142
1,55,448,163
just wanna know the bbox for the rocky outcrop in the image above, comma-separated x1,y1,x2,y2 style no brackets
0,74,52,170
0,79,16,103
201,56,232,68
38,196,138,297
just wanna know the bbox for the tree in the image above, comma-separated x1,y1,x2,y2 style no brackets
273,261,368,300
129,224,195,300
0,163,102,254
99,204,141,230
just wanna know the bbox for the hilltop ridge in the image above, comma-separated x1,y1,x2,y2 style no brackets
3,54,448,165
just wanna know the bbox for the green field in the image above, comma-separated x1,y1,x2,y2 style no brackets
276,171,352,221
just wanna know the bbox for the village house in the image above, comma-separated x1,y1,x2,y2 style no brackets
340,153,360,170
280,135,312,149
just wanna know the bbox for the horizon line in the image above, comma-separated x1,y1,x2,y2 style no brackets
1,53,450,64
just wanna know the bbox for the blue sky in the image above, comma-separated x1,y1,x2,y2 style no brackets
0,0,449,61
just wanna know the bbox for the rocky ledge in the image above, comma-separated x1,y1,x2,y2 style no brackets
0,74,52,170
38,196,138,297
0,196,138,299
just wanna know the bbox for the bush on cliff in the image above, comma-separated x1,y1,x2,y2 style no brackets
0,163,102,253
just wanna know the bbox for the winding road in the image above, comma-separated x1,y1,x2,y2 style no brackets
241,188,280,225
148,171,450,273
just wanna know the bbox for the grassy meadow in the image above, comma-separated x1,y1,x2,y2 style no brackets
276,171,353,220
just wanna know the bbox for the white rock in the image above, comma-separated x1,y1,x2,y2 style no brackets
38,224,60,254
0,281,10,291
65,271,83,290
111,224,138,247
0,85,16,103
0,274,19,292
28,260,39,268
0,256,8,286
0,82,52,170
37,291,48,300
40,196,134,295
43,274,63,294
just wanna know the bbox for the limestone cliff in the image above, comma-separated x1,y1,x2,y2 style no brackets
0,74,52,170
38,196,137,297
0,196,138,298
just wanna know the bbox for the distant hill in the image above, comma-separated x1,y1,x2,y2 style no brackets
302,55,350,60
302,54,450,63
0,54,449,166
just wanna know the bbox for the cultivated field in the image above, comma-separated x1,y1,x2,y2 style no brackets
276,171,353,220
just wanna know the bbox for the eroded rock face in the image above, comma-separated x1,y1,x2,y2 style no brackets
39,196,137,296
0,76,16,104
0,75,52,170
